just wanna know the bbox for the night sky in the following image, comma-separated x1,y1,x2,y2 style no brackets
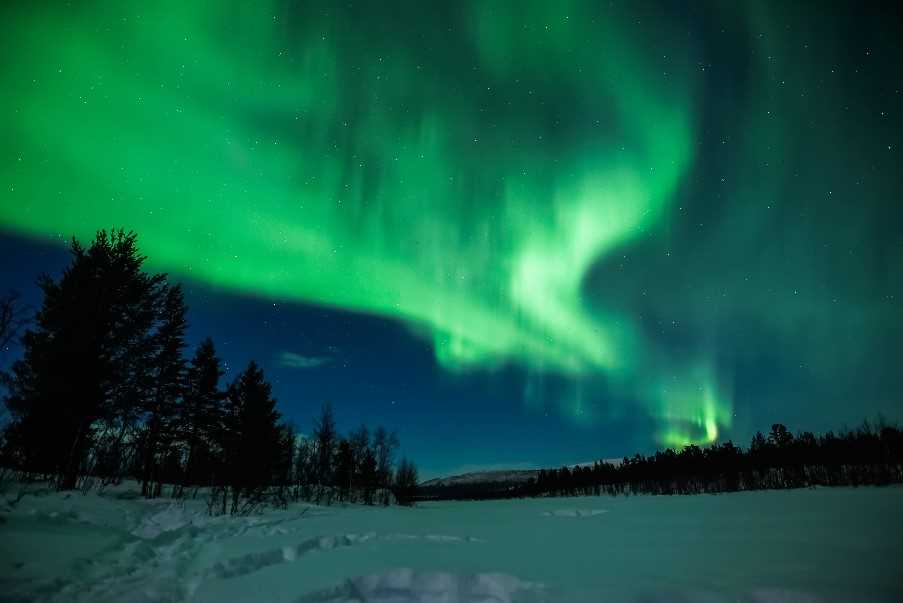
1,1,901,479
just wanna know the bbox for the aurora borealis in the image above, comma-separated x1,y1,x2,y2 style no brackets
1,1,901,473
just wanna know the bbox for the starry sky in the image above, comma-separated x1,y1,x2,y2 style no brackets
1,1,901,479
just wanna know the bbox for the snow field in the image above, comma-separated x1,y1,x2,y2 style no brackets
2,482,902,602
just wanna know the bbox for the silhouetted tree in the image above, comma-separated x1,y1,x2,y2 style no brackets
0,229,420,509
273,423,296,505
358,446,378,505
334,438,354,502
177,337,225,496
312,403,337,498
422,421,903,502
393,458,418,506
294,437,316,500
769,423,794,449
222,361,282,514
3,230,167,489
141,285,187,498
372,426,398,505
348,424,369,495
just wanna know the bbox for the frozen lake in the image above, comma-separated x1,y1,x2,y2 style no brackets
2,484,902,602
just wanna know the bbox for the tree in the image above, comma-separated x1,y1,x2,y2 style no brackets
273,423,296,505
222,361,282,514
3,230,167,489
358,446,378,505
312,403,337,491
769,423,794,449
295,437,316,499
141,285,187,497
334,438,354,502
178,337,225,493
372,426,398,504
348,424,369,494
393,458,419,506
750,432,767,452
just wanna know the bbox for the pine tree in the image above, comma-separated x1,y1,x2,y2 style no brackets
3,230,167,490
178,337,225,493
222,361,281,514
141,285,187,498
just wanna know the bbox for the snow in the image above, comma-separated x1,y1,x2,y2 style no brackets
541,508,608,518
2,482,902,602
298,569,543,603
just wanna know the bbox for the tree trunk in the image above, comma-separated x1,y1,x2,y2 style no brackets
59,419,88,491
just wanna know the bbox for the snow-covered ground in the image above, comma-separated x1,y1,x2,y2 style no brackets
1,482,902,602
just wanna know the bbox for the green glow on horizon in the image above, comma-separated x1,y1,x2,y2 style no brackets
654,364,734,448
0,0,738,445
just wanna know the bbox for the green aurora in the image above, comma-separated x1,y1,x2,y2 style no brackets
2,1,900,448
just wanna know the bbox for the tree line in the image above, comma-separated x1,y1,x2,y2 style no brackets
417,421,903,501
0,229,418,512
528,421,903,498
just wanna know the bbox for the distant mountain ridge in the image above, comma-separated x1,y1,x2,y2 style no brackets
419,469,539,489
419,459,624,492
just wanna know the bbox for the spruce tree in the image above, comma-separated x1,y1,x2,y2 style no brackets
3,230,166,490
223,361,281,513
141,284,187,498
179,337,225,493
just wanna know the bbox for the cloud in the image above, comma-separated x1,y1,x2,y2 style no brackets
278,351,332,369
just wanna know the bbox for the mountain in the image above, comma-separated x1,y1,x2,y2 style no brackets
419,469,540,489
417,459,625,501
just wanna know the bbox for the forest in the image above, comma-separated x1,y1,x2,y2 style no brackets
417,421,903,501
0,230,419,513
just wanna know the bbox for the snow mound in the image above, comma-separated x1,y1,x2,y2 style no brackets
298,568,546,603
131,503,209,539
210,531,484,580
541,508,608,518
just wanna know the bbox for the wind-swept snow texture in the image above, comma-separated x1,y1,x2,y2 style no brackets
1,482,902,602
